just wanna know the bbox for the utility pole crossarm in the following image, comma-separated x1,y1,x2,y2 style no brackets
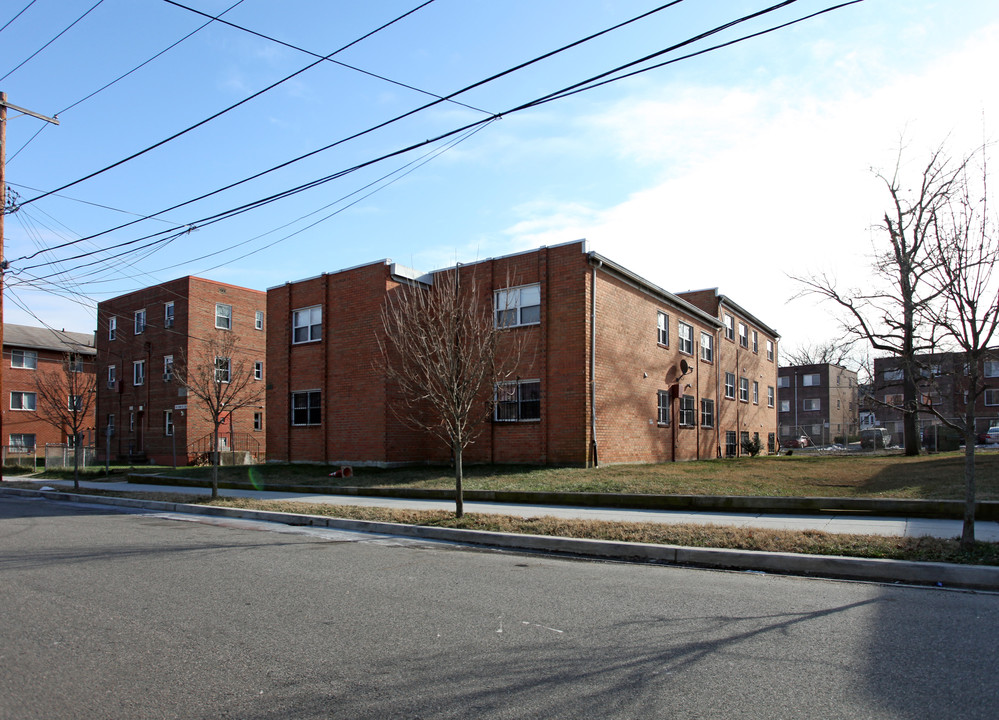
0,98,59,125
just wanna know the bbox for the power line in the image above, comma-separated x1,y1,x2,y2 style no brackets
14,0,690,264
0,0,105,83
0,1,38,36
16,0,438,208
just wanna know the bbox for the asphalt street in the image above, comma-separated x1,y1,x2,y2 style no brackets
30,478,999,541
2,494,997,720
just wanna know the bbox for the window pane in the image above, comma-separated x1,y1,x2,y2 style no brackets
520,284,540,307
519,381,541,420
519,305,541,325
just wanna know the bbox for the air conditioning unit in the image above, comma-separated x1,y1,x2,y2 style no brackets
163,373,173,382
107,380,116,389
165,318,174,328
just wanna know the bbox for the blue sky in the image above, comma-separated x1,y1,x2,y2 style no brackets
3,0,998,354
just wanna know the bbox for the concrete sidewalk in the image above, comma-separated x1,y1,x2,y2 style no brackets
25,478,999,542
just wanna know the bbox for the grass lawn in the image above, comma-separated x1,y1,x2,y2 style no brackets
128,450,999,501
4,483,997,566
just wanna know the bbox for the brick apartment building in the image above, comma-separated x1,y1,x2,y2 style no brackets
3,323,97,457
95,277,267,465
870,351,999,444
267,240,779,466
776,363,859,446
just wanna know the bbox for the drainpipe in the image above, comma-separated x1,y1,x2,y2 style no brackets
590,260,600,467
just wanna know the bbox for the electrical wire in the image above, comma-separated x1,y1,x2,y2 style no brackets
0,0,38,36
14,0,691,263
16,0,438,208
0,0,105,83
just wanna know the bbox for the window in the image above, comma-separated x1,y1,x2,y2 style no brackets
752,330,759,353
657,390,670,425
11,349,38,369
739,377,749,402
69,395,83,411
780,399,790,412
679,395,696,427
753,381,759,405
254,361,263,380
68,354,83,373
133,360,145,386
700,332,713,362
803,398,821,411
254,412,263,431
10,434,35,450
725,431,737,457
657,312,669,346
108,365,116,389
739,323,748,348
777,376,790,388
107,414,115,433
984,389,999,405
767,433,776,454
109,316,117,341
766,340,774,362
767,386,775,408
885,393,903,405
725,372,735,399
495,284,541,327
724,314,734,341
678,321,693,355
495,380,541,421
292,390,322,426
163,355,173,381
10,391,37,411
741,431,750,449
134,309,146,334
883,369,904,382
985,361,999,378
164,410,174,437
255,311,264,330
700,398,714,428
130,412,135,432
293,305,322,344
215,303,232,330
164,301,175,328
215,357,231,383
802,373,820,386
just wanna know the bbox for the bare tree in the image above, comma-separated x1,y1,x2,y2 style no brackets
794,144,968,455
378,269,524,517
917,145,998,547
780,339,858,369
34,352,96,489
174,331,264,499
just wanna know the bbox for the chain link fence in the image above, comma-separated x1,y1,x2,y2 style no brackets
44,444,97,470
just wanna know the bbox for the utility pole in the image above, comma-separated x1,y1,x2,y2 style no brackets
0,92,59,452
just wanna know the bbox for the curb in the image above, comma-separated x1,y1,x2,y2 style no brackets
4,486,999,591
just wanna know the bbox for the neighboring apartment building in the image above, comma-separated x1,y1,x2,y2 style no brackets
776,363,859,446
95,277,267,465
871,351,999,443
267,240,780,466
3,323,97,456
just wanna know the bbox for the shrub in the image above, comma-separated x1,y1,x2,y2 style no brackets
741,435,763,457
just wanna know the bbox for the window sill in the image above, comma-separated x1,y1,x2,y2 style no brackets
493,418,541,423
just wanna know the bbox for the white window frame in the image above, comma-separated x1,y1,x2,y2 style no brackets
291,390,322,426
725,372,735,399
984,361,999,378
108,365,116,389
679,395,696,427
700,397,714,428
292,305,322,344
678,321,693,355
10,391,37,411
753,381,759,405
109,315,117,341
752,330,759,353
255,311,264,330
68,354,84,373
11,349,38,369
657,311,669,346
68,394,83,411
777,376,790,388
133,360,145,386
657,390,670,426
768,386,775,408
164,301,175,328
164,355,174,381
494,379,541,421
254,361,263,380
883,369,904,382
803,398,821,411
739,377,749,403
134,309,146,334
985,389,999,406
780,399,790,412
9,433,35,450
215,303,232,330
254,412,263,431
802,373,820,387
738,322,748,348
164,410,174,437
215,356,231,384
700,332,713,362
724,314,734,341
494,284,541,328
766,339,774,362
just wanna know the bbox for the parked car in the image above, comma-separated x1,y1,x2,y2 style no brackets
860,427,891,450
988,425,999,444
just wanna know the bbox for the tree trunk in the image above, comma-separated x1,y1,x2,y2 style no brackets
73,438,81,490
962,425,977,549
453,442,464,518
211,424,220,500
